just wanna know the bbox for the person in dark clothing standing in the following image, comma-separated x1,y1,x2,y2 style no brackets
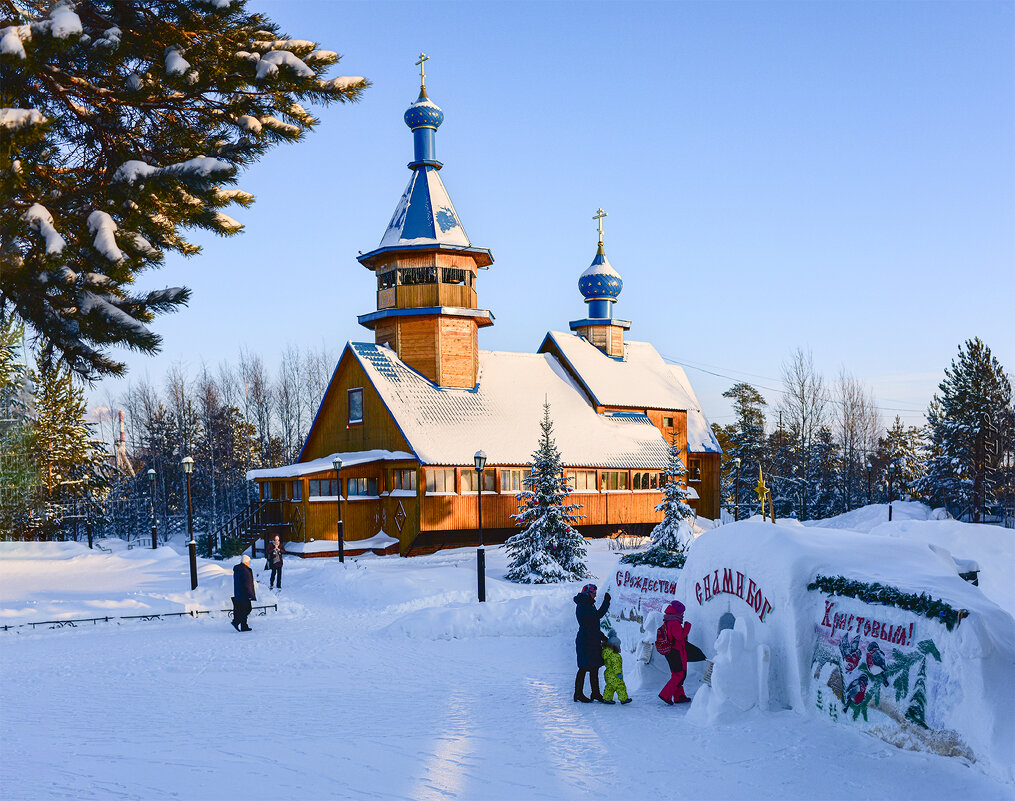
232,554,257,632
266,534,283,590
573,583,611,703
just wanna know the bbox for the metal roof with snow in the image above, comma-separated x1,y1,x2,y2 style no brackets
347,342,673,469
541,331,722,453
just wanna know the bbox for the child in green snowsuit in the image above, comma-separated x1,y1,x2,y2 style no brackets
601,633,631,704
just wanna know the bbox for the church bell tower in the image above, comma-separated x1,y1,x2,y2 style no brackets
356,55,494,388
569,208,630,357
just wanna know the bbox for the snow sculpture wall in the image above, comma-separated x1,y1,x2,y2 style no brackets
674,521,1015,782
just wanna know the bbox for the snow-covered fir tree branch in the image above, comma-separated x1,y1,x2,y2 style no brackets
0,0,368,378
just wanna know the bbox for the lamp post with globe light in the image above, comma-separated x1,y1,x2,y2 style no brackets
147,468,157,549
474,450,487,602
182,456,197,590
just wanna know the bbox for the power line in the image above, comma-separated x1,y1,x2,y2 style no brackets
661,354,926,415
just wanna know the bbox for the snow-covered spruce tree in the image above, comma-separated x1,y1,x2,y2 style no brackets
29,359,108,536
621,434,694,568
0,318,40,537
1,0,367,378
916,338,1013,520
505,402,588,584
873,416,926,502
720,382,767,518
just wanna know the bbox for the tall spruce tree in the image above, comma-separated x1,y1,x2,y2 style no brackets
721,382,767,518
874,416,926,502
621,435,694,568
0,318,39,536
30,360,107,535
918,339,1013,520
505,402,588,584
1,0,367,378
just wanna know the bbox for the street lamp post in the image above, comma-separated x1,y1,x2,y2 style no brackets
734,457,741,521
147,468,157,549
474,450,487,603
182,456,197,590
332,457,344,564
866,462,873,504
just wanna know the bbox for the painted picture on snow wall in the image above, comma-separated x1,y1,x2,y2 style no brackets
605,565,683,632
809,595,973,762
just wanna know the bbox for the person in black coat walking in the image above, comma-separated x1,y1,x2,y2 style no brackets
573,583,611,703
232,555,257,632
266,534,283,590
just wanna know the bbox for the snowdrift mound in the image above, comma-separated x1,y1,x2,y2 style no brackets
804,501,932,533
383,593,574,640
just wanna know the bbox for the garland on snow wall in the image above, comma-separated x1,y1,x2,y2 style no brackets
807,575,968,631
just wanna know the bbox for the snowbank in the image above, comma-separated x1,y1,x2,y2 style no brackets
676,521,1015,781
0,541,276,624
384,594,574,640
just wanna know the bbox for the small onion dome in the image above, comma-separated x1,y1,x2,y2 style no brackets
404,90,444,131
578,245,623,301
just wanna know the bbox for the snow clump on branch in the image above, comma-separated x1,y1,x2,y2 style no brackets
255,50,314,80
22,204,66,256
86,211,123,263
0,109,47,129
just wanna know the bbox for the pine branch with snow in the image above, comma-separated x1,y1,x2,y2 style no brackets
504,401,588,584
1,0,368,378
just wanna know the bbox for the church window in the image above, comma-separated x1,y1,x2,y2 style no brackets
462,469,495,493
601,471,629,491
308,478,339,498
377,270,397,290
567,470,597,492
347,477,379,497
689,459,702,481
426,468,456,493
398,266,437,285
348,388,364,424
392,469,417,491
291,481,302,501
500,469,524,493
651,473,659,489
663,416,674,428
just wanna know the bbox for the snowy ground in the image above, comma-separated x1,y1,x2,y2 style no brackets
2,515,1013,801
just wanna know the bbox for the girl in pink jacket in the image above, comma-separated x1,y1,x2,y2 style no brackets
657,601,691,704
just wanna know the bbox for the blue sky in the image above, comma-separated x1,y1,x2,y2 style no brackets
96,1,1015,430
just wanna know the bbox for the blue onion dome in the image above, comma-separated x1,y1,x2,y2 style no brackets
578,244,623,301
404,88,444,130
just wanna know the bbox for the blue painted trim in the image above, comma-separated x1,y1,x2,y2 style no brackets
567,318,632,331
407,160,443,170
358,243,494,268
357,306,495,328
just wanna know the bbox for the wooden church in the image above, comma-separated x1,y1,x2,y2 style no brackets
248,66,722,556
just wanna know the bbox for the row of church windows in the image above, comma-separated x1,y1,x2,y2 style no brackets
266,467,688,501
376,267,473,290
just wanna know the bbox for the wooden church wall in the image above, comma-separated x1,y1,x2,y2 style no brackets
299,353,412,462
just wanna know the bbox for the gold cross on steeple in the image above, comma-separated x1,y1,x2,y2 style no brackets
415,52,430,90
593,208,608,245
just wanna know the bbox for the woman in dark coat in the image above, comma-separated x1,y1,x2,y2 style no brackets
573,583,610,703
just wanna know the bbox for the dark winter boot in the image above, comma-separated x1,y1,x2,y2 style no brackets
590,670,605,703
620,698,633,705
573,670,591,703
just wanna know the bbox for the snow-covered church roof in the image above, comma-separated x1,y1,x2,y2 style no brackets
541,331,721,453
348,342,672,469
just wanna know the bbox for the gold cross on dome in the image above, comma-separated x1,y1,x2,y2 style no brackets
593,208,608,244
415,52,430,89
